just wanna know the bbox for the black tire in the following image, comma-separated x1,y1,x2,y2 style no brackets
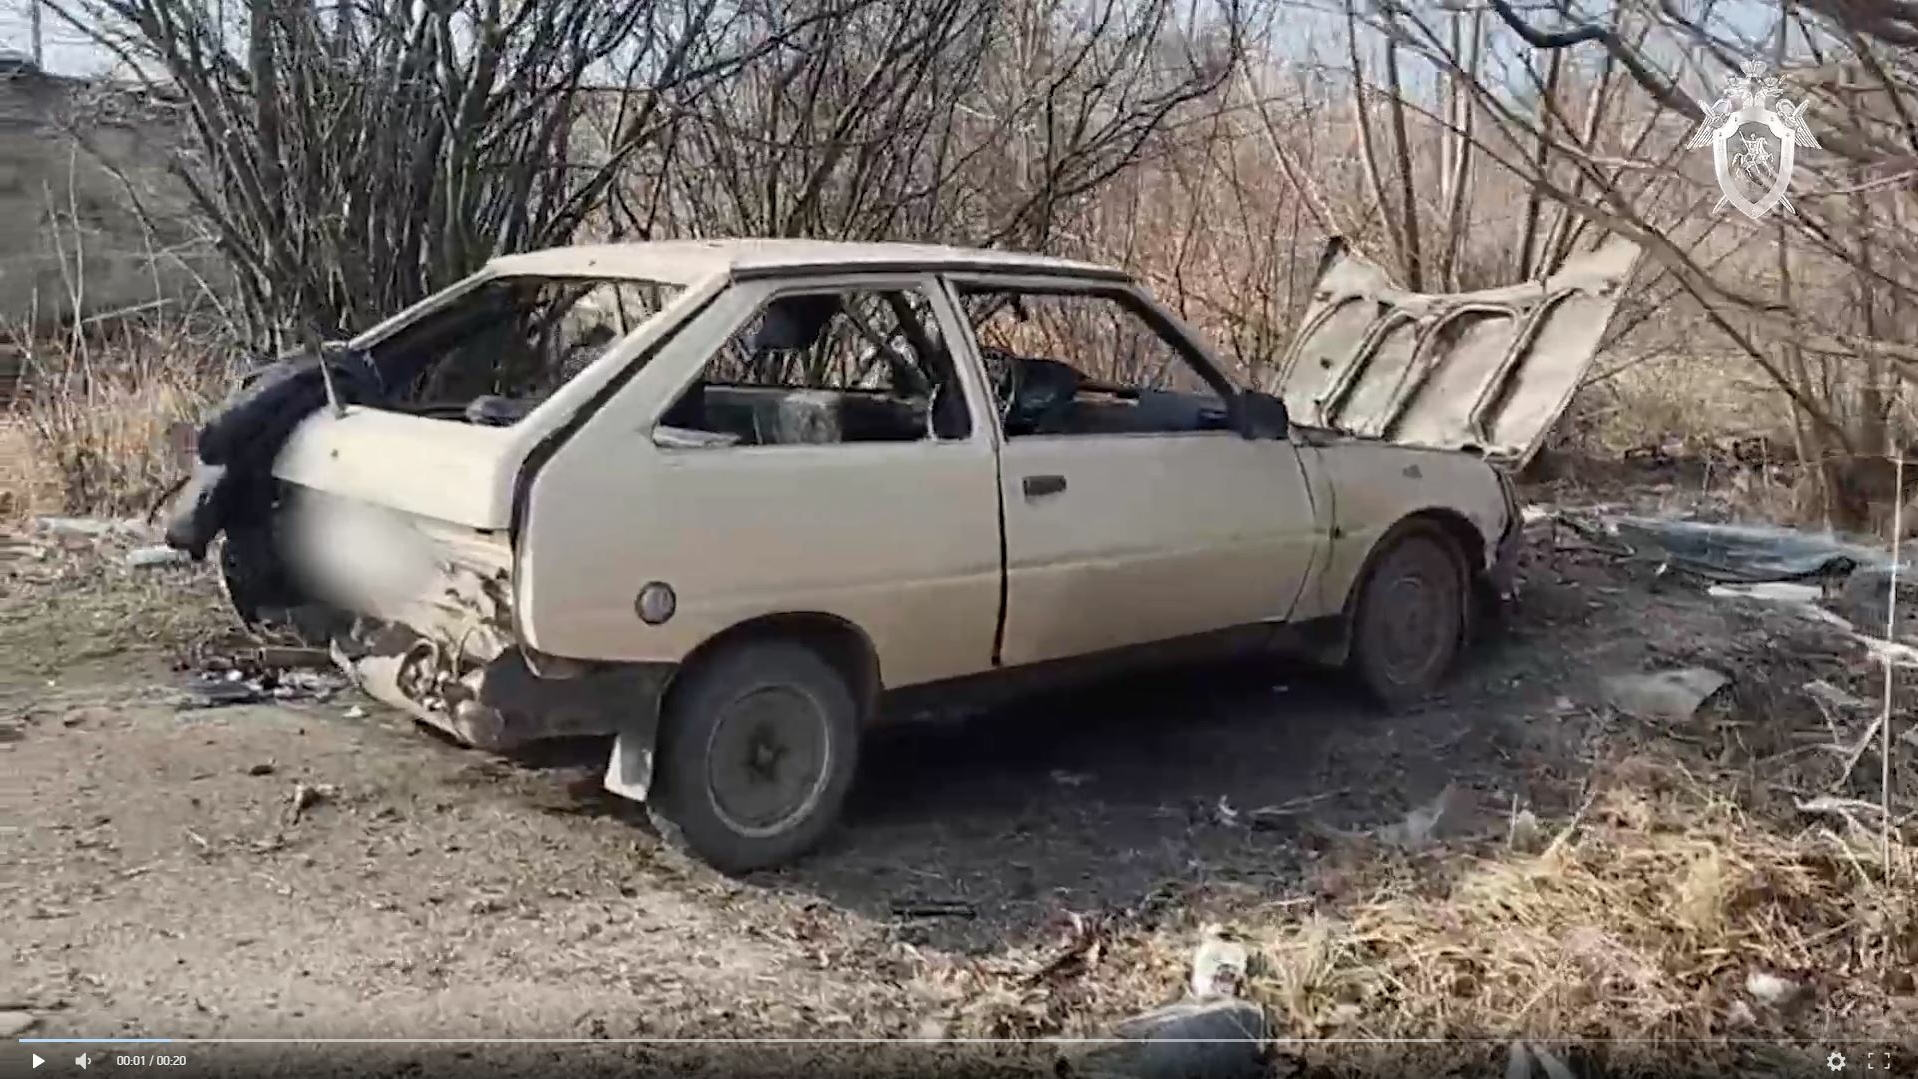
648,639,861,874
1347,523,1469,712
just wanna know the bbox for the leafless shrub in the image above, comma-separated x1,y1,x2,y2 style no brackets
5,316,238,518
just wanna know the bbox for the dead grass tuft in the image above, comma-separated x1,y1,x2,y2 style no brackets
1565,354,1794,461
2,323,236,522
1230,758,1915,1069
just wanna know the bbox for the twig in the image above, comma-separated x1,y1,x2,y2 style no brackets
1882,450,1903,869
1838,713,1888,784
891,900,978,919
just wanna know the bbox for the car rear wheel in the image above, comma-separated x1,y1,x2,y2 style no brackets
1348,524,1468,711
648,639,860,874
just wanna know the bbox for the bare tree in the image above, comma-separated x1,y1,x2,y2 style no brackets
45,0,820,344
600,0,1241,252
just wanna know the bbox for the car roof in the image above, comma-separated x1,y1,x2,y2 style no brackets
486,239,1130,286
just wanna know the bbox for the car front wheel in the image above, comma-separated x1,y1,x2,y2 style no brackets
648,639,861,874
1347,523,1469,711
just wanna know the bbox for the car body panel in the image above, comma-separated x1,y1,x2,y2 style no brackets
228,239,1540,752
275,267,728,528
993,430,1323,664
940,275,1328,665
485,239,1126,288
1273,235,1641,467
273,408,519,529
510,273,1007,688
1285,433,1513,622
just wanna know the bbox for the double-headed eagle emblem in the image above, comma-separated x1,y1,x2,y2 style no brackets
1687,61,1820,220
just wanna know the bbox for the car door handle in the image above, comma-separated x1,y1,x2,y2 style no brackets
1022,474,1068,498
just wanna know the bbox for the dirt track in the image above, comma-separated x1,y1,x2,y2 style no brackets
0,509,1901,1074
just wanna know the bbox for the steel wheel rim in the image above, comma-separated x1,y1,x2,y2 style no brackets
1368,543,1457,686
704,685,833,839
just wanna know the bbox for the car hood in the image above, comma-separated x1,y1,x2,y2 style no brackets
1271,235,1641,467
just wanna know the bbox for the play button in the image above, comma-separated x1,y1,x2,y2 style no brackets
30,1054,44,1069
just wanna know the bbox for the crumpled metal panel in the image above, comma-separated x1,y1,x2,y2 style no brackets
1274,236,1642,466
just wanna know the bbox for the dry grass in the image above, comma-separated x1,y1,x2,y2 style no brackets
0,414,61,521
2,323,235,522
1560,353,1798,460
1245,763,1913,1051
935,752,1917,1074
931,755,1916,1071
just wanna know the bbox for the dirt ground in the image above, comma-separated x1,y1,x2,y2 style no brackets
3,486,1915,1077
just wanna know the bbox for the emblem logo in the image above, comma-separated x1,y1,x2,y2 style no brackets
1687,61,1820,221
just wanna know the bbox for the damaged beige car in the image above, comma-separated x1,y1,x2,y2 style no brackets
165,237,1639,872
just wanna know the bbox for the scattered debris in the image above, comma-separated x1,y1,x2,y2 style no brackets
181,671,264,707
285,782,338,824
1376,783,1456,849
125,545,191,569
1212,796,1240,828
1706,581,1824,605
1028,910,1108,983
344,705,368,720
1856,634,1918,670
245,762,276,777
1803,679,1867,712
1744,970,1801,1006
891,900,977,919
256,646,333,670
1507,802,1544,853
32,516,152,539
1189,923,1249,999
1093,998,1270,1079
1582,513,1892,584
179,652,348,709
60,707,108,728
1246,791,1343,829
1704,581,1857,632
1599,667,1729,722
1830,565,1918,640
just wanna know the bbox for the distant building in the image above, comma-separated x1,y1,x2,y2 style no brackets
0,65,216,335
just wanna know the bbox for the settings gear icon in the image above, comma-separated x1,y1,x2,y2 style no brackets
1827,1051,1847,1071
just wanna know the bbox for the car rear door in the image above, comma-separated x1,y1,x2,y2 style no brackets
945,274,1325,668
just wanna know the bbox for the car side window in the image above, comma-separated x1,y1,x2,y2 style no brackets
658,287,973,448
956,287,1232,439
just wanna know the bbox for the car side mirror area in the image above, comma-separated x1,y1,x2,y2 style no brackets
1238,391,1290,441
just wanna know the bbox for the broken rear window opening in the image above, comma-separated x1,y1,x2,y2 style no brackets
370,276,684,427
160,275,681,567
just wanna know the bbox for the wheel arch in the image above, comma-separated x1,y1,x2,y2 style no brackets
1311,509,1483,668
665,611,884,726
603,610,882,809
1341,508,1483,619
